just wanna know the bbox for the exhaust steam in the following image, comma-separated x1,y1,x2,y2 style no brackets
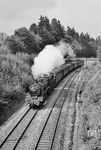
31,42,74,79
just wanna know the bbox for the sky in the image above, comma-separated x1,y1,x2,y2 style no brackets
0,0,101,38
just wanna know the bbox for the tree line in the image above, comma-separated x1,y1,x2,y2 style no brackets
0,15,99,57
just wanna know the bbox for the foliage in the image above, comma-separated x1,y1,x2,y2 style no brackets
14,27,42,54
15,52,33,66
66,26,79,41
97,46,101,61
96,36,101,61
7,27,42,54
7,35,26,53
72,32,97,57
0,52,34,103
6,15,98,58
51,18,65,42
65,27,97,58
30,23,38,34
30,16,65,48
0,32,8,47
37,16,55,48
0,45,10,55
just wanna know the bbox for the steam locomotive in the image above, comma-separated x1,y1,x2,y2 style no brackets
28,60,84,107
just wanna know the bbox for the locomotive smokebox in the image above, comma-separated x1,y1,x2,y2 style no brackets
28,83,41,97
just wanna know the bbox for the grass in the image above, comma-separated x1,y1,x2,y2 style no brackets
76,62,101,150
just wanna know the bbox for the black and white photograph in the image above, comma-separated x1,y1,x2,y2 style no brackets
0,0,101,150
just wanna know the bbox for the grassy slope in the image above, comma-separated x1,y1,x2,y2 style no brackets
0,51,34,125
74,61,101,150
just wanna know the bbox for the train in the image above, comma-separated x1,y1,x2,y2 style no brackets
28,60,84,107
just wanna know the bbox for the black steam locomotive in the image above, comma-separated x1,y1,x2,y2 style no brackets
28,60,84,107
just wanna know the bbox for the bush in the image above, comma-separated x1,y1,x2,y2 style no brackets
0,84,26,125
15,52,34,66
1,84,25,102
0,50,35,125
0,45,10,55
0,53,34,103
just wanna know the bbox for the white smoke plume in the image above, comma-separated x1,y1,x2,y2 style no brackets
31,42,75,79
57,41,75,57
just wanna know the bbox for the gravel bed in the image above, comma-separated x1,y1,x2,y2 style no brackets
0,105,29,143
50,71,80,150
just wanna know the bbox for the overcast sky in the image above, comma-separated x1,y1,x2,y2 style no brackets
0,0,101,38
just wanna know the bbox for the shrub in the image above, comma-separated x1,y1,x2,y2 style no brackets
20,73,34,92
1,84,25,102
0,45,10,55
15,52,34,66
0,49,35,124
0,53,34,103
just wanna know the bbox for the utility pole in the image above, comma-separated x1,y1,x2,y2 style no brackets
85,50,87,68
85,57,87,68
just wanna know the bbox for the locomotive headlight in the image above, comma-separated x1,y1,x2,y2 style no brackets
32,96,37,99
38,97,43,102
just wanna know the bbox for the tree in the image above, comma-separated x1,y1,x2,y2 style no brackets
96,36,101,61
37,16,55,47
38,16,52,32
7,27,42,54
0,33,8,46
29,23,38,34
66,26,79,41
97,46,101,62
7,35,26,54
14,27,42,54
79,32,97,57
51,18,65,42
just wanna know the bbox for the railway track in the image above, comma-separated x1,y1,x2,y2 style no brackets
31,71,79,150
0,69,80,150
0,108,38,150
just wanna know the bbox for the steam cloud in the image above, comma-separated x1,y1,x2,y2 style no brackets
31,42,74,79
